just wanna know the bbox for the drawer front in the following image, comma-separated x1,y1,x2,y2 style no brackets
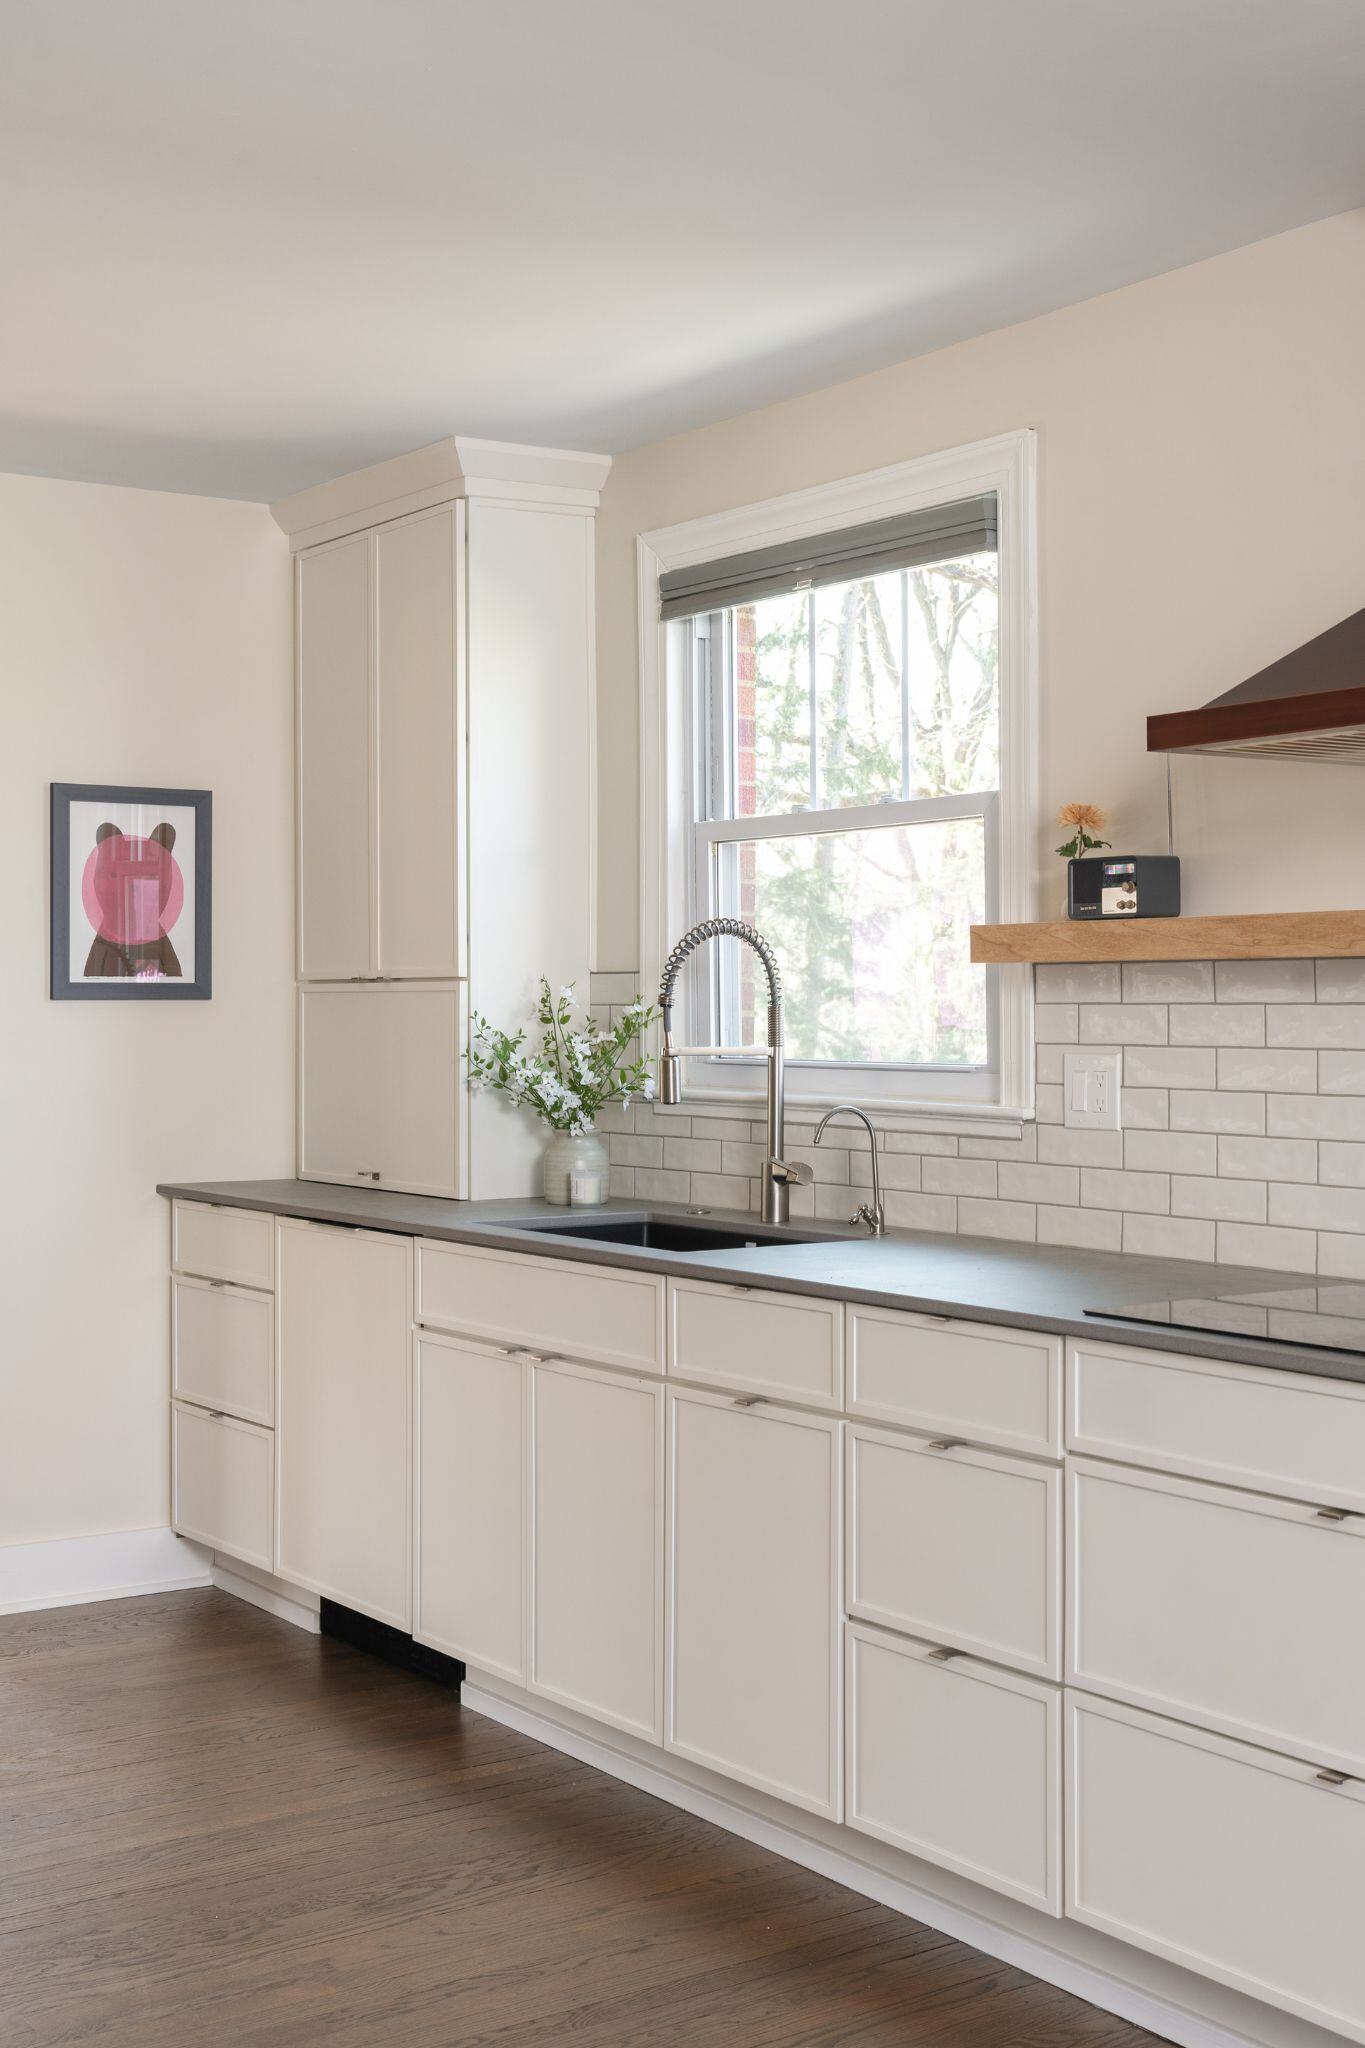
668,1279,842,1407
850,1307,1061,1454
1068,1692,1365,2044
172,1201,274,1291
1069,1458,1365,1774
172,1277,274,1427
172,1401,273,1572
1069,1337,1365,1513
847,1624,1060,1915
417,1241,663,1372
848,1424,1061,1678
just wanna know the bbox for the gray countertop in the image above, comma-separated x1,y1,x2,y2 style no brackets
156,1177,1365,1385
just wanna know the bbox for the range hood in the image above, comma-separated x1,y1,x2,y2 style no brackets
1148,605,1365,763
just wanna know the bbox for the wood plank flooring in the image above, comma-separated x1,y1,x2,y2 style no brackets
0,1591,1161,2047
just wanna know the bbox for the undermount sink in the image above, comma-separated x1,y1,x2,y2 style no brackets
512,1215,838,1255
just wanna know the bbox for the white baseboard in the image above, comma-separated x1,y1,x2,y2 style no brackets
210,1557,320,1633
0,1526,211,1616
462,1684,1286,2048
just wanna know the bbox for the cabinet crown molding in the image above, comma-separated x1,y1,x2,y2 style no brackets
271,435,613,547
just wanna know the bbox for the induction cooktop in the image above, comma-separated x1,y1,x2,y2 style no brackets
1087,1281,1365,1356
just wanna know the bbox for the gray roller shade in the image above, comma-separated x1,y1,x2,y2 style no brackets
659,493,997,622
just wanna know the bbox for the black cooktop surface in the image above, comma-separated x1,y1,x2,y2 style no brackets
1089,1282,1365,1357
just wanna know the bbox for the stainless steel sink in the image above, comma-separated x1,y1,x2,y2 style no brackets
511,1215,837,1255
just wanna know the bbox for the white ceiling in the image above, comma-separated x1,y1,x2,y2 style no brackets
2,0,1364,502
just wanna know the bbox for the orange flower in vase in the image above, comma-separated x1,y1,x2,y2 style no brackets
1056,803,1111,861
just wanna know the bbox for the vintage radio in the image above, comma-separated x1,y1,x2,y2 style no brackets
1067,855,1181,920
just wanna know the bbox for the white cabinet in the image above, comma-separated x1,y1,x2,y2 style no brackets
847,1623,1061,1915
666,1386,841,1818
414,1332,525,1682
172,1199,274,1291
668,1280,843,1407
298,982,464,1198
528,1358,664,1742
297,508,460,983
172,1276,274,1427
1069,1456,1365,1774
418,1241,663,1369
1068,1691,1365,2045
847,1423,1061,1679
275,1219,412,1630
172,1401,274,1572
849,1307,1061,1455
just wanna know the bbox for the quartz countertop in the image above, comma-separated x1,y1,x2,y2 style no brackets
156,1177,1365,1385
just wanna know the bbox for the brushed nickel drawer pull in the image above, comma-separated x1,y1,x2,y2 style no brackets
1316,1507,1350,1522
924,1438,966,1453
1316,1769,1350,1786
733,1395,767,1408
925,1646,962,1661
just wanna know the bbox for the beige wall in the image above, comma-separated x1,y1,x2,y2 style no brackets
1,473,293,1548
594,208,1365,969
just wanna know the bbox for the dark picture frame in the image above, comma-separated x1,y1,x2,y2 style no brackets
51,782,213,1000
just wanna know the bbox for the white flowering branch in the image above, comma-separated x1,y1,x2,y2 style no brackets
467,978,657,1135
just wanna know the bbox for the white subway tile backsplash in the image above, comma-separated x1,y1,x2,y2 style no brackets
603,954,1365,1275
1122,961,1215,1002
1035,963,1122,1002
1035,1004,1079,1043
1215,1047,1317,1093
1080,1003,1167,1045
1214,960,1316,1003
1122,1213,1216,1262
1037,1204,1123,1252
1080,1168,1170,1215
1123,1129,1217,1175
1215,1221,1317,1274
1168,1004,1265,1047
1169,1089,1266,1135
608,1166,635,1198
1267,1004,1365,1049
1122,1045,1218,1089
1171,1175,1268,1224
958,1196,1037,1243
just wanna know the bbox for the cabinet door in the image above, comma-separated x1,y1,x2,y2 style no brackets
666,1387,841,1818
298,535,373,980
299,982,464,1198
172,1401,273,1572
415,1333,525,1682
375,507,461,979
276,1220,412,1629
1068,1692,1365,2045
529,1358,664,1742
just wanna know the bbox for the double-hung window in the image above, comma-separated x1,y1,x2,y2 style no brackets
642,435,1036,1118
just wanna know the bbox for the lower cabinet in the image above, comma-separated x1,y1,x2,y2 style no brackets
1068,1691,1365,2044
414,1332,526,1682
172,1400,274,1572
528,1357,664,1741
666,1387,841,1819
276,1219,413,1630
846,1622,1061,1915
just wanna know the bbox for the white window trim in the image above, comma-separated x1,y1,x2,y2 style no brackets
637,430,1038,1129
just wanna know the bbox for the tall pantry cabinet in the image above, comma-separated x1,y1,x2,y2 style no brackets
271,437,610,1201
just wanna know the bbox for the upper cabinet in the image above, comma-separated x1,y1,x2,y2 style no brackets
297,506,460,982
277,435,612,1199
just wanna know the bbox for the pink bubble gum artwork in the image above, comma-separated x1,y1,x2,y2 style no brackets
81,821,185,979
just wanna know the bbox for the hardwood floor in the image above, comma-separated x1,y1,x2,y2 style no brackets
0,1591,1160,2048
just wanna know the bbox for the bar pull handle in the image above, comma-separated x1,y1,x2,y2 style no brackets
1316,1507,1350,1523
925,1646,963,1662
924,1439,966,1453
1316,1769,1350,1787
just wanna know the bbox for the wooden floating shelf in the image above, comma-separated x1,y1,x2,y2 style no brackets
970,910,1365,965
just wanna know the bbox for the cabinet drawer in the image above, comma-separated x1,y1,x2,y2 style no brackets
850,1307,1060,1454
172,1401,273,1572
1069,1337,1365,1513
417,1241,663,1372
1069,1457,1365,1774
848,1424,1060,1678
172,1201,274,1291
668,1279,842,1407
847,1623,1060,1915
172,1276,274,1426
1068,1692,1365,2045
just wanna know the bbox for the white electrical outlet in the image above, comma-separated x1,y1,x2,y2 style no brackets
1062,1050,1122,1130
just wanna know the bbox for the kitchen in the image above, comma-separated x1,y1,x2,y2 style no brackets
5,6,1365,2046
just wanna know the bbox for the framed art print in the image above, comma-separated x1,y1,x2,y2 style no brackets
51,783,212,1000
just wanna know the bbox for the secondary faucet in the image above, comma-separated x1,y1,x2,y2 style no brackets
814,1104,885,1235
657,918,813,1225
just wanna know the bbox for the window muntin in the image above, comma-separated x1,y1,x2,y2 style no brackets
689,544,1000,1076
